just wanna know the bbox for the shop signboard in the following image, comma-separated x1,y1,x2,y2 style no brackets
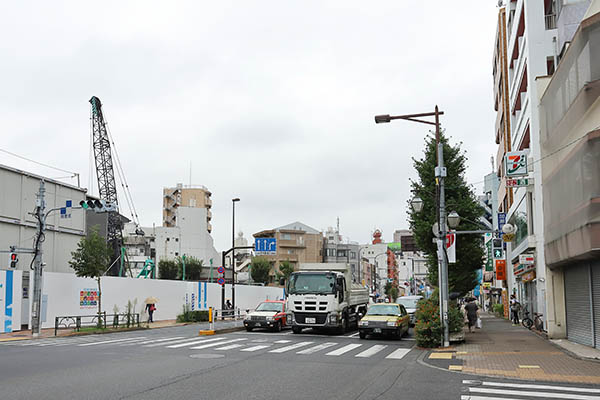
495,260,507,280
519,254,535,265
522,270,536,282
505,151,528,177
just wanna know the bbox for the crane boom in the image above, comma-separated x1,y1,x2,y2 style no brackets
89,96,123,275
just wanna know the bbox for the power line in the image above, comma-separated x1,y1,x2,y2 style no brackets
0,147,78,176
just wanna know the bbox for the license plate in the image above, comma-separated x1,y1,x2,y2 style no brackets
374,328,382,333
305,317,316,324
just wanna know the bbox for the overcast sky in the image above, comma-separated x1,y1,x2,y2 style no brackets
1,1,499,251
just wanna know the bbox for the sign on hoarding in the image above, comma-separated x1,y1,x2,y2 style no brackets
519,254,535,265
505,151,528,177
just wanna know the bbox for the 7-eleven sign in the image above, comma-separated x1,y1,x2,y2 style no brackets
446,233,456,263
505,151,528,177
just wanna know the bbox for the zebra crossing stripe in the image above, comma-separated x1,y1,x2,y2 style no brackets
467,387,600,400
269,342,314,353
274,340,291,344
215,344,245,350
78,336,146,347
145,337,199,347
355,345,387,358
325,343,362,356
462,380,600,394
190,338,247,350
385,348,411,360
123,337,184,346
241,345,270,352
296,342,337,355
167,337,224,349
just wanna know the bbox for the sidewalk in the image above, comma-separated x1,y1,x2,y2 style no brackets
0,318,244,342
426,314,600,384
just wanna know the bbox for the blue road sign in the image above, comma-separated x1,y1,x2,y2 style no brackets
498,213,506,229
255,238,277,255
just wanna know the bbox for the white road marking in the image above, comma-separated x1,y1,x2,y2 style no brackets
296,342,337,354
215,344,245,350
240,345,271,352
326,343,363,356
355,345,387,358
385,348,411,360
145,337,199,347
123,337,184,346
462,380,600,394
190,338,247,350
167,337,225,349
269,342,314,353
274,340,292,344
78,336,146,347
468,387,600,400
347,332,360,338
461,397,524,400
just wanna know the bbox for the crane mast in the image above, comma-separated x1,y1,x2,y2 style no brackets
89,96,123,275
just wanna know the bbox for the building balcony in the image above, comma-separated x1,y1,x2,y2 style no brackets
205,198,212,207
545,13,556,30
278,239,306,248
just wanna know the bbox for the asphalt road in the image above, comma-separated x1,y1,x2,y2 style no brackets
1,325,597,400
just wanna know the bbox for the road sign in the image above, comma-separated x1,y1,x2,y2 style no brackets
505,178,530,187
217,266,225,274
217,277,225,286
255,238,277,255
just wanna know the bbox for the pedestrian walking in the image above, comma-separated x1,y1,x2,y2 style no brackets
510,295,520,325
465,298,479,333
146,303,156,323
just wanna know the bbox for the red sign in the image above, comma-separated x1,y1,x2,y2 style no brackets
495,260,507,281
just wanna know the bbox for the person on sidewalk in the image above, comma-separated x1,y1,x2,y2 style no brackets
465,298,479,333
510,295,520,325
145,303,156,323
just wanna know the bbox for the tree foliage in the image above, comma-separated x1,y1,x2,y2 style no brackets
251,257,271,284
277,260,295,282
409,132,484,296
158,257,203,281
158,260,179,280
69,228,111,318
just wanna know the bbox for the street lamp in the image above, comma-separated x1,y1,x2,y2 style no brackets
411,196,424,213
447,211,461,229
375,106,451,347
232,198,240,313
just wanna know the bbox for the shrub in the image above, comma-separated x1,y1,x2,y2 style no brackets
493,303,504,316
176,305,209,323
415,292,464,348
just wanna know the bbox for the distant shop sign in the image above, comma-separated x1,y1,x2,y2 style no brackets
513,262,535,277
505,151,528,177
505,178,530,187
519,254,535,265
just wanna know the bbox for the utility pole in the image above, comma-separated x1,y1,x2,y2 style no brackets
31,180,46,337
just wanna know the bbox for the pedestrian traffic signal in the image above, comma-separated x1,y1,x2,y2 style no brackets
9,252,18,268
492,238,503,259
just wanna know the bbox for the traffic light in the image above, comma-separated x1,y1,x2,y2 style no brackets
492,238,503,259
9,252,18,268
79,199,116,213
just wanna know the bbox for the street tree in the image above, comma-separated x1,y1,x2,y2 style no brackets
277,260,295,283
408,131,484,296
69,227,111,323
250,257,271,284
158,260,178,280
179,256,203,281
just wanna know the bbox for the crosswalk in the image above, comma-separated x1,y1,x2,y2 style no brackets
461,379,600,400
0,333,414,361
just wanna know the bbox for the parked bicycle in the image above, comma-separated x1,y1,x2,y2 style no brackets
521,309,544,331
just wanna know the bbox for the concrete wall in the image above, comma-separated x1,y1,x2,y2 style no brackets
0,270,22,333
27,272,283,329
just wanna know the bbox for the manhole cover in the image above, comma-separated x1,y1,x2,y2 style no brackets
189,354,225,359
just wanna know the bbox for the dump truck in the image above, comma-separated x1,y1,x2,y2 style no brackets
284,263,369,334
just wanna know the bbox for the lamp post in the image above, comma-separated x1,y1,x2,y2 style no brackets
232,198,240,313
377,106,451,347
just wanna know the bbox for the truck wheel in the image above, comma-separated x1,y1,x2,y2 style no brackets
359,331,366,339
337,314,348,335
292,326,302,334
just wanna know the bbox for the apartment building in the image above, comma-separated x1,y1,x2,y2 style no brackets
323,226,360,283
163,184,212,233
538,0,600,348
492,0,558,323
253,221,323,284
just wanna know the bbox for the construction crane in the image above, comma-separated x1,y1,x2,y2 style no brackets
89,96,143,276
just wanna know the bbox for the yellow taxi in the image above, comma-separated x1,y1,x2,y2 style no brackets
358,303,410,339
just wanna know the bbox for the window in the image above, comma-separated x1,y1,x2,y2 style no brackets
175,238,179,242
350,251,356,260
328,236,334,241
175,252,179,256
281,233,292,240
166,238,170,242
337,250,347,258
509,196,528,247
327,248,336,257
287,249,295,254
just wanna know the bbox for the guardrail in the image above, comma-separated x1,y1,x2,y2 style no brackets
54,312,140,336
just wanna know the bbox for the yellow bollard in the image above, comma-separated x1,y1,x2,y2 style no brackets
199,307,216,336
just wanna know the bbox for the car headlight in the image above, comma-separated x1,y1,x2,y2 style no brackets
359,320,369,327
266,316,273,321
387,321,397,327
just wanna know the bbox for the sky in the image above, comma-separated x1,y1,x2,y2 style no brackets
1,1,499,251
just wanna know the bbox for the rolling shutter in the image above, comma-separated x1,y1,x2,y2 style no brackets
591,261,600,349
565,264,593,347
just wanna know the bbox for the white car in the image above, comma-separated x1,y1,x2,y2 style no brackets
396,296,423,326
243,301,287,332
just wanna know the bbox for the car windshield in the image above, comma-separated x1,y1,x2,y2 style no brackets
288,273,335,295
366,305,400,316
255,302,283,312
396,298,421,309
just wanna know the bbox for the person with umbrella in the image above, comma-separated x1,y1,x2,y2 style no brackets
145,297,158,323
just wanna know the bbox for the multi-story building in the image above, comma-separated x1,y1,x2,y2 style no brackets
492,0,558,323
323,226,360,283
0,164,86,274
360,230,397,298
538,1,600,348
253,221,323,284
163,184,212,233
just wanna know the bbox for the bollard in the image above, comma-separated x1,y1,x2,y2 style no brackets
199,307,215,336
